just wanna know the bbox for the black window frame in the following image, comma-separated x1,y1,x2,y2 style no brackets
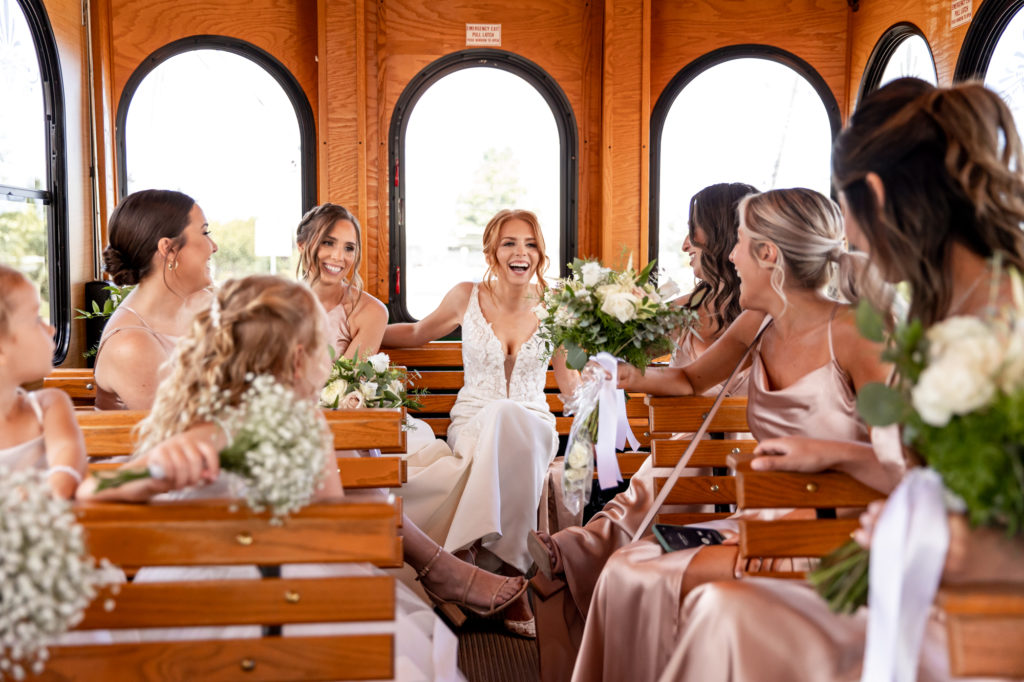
1,0,69,363
387,48,578,324
857,23,937,104
955,0,1024,81
648,44,841,266
115,35,316,212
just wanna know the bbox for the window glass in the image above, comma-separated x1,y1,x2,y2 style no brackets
403,67,560,320
0,0,49,316
124,49,302,281
878,34,938,87
657,58,833,292
985,6,1024,135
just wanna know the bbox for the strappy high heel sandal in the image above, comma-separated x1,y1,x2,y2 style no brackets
528,530,562,581
415,546,529,627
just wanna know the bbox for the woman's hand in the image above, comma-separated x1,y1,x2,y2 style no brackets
616,362,639,390
139,431,222,491
751,436,835,472
852,499,885,549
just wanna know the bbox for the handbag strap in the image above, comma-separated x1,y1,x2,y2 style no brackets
630,322,769,542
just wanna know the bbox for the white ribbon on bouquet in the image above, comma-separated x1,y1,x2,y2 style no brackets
583,352,640,489
860,467,949,682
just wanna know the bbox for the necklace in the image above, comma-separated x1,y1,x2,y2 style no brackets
948,268,988,316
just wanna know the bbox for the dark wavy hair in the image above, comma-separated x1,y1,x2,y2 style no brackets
833,78,1024,327
686,182,758,334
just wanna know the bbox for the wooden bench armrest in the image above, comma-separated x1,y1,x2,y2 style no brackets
645,395,750,434
736,470,885,509
738,518,859,558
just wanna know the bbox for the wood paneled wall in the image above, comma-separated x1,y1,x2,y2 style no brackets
41,0,998,363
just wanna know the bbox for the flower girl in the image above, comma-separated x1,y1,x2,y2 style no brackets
0,264,86,498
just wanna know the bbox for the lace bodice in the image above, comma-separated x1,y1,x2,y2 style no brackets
447,284,555,445
460,283,550,401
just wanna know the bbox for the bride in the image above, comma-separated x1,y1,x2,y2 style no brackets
383,209,578,632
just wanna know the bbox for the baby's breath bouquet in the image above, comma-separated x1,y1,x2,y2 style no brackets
320,352,422,420
95,374,329,521
1,468,116,679
537,258,699,513
810,298,1024,613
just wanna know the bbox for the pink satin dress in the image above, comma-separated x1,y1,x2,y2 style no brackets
94,306,178,410
533,330,749,681
570,312,872,682
324,301,353,358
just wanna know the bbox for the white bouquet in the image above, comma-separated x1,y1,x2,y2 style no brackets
96,374,329,522
1,468,115,680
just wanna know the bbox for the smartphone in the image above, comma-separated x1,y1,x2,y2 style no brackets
652,524,725,553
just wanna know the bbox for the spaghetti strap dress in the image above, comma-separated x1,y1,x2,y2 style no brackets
570,308,874,682
94,306,178,410
0,389,46,471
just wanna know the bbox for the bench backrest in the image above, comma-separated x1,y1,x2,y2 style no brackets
40,500,401,681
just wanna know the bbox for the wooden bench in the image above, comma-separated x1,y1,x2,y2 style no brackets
939,584,1024,677
37,499,401,681
41,367,97,408
388,342,653,478
646,395,753,526
77,409,409,490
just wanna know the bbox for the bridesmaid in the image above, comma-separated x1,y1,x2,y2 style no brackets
660,79,1024,682
295,203,387,359
529,181,757,679
94,189,216,410
570,187,892,682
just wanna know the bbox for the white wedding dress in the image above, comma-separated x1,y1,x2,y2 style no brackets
442,283,559,573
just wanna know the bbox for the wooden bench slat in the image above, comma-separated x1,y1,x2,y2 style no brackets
940,586,1024,677
736,471,885,509
738,518,858,558
652,439,757,468
44,635,394,681
654,475,736,505
646,395,750,434
654,512,732,525
79,576,394,628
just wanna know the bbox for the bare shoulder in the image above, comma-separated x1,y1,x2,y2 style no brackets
95,327,167,374
830,304,873,350
34,387,75,415
441,281,476,311
351,289,388,322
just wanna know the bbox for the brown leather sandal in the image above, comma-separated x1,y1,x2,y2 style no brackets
415,546,529,627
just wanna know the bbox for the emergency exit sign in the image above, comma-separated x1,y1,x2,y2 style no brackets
466,24,501,46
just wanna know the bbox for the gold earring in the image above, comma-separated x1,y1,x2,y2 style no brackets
167,260,178,271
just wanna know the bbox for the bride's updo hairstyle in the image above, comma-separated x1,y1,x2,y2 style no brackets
102,189,196,286
295,203,364,298
481,209,550,290
136,275,323,452
738,187,865,313
833,78,1024,327
687,182,758,334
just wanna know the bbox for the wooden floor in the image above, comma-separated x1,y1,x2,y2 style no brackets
457,617,539,682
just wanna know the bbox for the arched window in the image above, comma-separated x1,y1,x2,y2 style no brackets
389,50,578,323
859,24,938,102
0,0,68,361
956,0,1024,132
117,37,315,282
650,46,839,292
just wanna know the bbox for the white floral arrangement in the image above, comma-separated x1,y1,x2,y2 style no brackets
96,374,329,522
1,468,115,680
537,258,699,512
320,351,422,417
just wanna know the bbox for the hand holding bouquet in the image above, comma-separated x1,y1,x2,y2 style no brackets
1,468,116,679
537,258,699,513
320,351,422,421
811,298,1024,614
95,374,329,522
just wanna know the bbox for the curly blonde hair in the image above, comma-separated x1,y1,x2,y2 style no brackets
136,275,323,452
739,188,869,313
481,209,550,293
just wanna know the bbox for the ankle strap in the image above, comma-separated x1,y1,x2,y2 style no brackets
416,545,444,580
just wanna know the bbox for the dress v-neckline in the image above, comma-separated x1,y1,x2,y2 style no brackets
473,285,541,361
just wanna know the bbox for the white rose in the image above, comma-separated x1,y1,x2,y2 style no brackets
320,379,348,407
368,353,391,373
581,262,607,288
359,381,379,401
658,279,681,300
573,287,591,299
339,390,366,410
534,304,550,321
388,379,404,397
564,466,588,483
567,440,592,469
598,285,638,323
925,316,1003,376
912,357,996,427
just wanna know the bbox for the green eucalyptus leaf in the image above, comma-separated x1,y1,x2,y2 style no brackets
855,300,885,343
856,382,906,426
565,341,588,370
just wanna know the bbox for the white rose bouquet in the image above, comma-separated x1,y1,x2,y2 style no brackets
810,298,1024,613
1,468,117,679
537,258,699,513
320,352,423,424
95,374,329,522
